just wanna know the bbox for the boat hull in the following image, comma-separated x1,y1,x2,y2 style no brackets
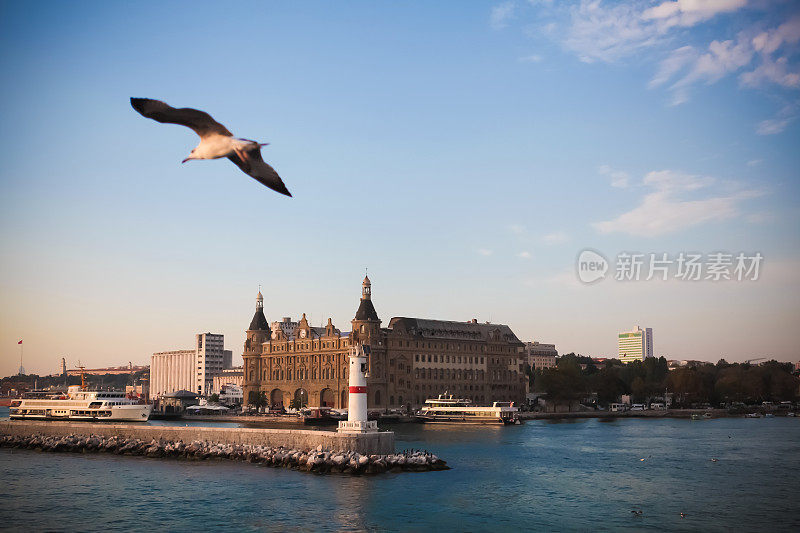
10,405,152,422
416,416,517,425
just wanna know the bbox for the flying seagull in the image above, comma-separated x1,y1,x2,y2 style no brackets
130,98,291,197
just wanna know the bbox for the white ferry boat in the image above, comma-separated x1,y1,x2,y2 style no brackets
417,392,520,425
9,385,152,422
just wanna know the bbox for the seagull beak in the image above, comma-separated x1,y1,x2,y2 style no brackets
181,157,190,164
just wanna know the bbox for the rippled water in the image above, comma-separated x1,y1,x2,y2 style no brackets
2,408,799,532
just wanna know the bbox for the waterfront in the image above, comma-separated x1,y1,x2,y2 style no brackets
1,407,798,532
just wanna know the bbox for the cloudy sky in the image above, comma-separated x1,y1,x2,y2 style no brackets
1,0,798,376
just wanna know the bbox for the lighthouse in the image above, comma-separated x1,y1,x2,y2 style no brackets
337,344,378,434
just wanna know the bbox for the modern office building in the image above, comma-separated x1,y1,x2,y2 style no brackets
618,326,654,363
150,333,233,399
524,341,558,370
242,276,527,410
195,333,232,396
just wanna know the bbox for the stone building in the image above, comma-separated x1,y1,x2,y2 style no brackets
242,277,527,410
524,341,558,370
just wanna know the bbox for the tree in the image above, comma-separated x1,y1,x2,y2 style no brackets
631,376,647,402
247,391,267,409
208,393,219,403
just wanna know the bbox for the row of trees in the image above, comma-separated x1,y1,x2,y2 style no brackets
1,370,148,393
527,355,799,408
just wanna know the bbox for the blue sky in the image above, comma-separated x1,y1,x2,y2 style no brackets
1,0,798,375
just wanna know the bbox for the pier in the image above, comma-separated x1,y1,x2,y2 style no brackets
0,421,453,475
1,420,394,455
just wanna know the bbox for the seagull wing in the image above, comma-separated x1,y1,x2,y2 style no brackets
130,98,233,137
228,146,292,197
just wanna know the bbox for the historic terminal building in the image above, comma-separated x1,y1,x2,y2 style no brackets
242,276,526,410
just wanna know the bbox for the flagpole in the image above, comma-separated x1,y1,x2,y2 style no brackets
19,341,23,375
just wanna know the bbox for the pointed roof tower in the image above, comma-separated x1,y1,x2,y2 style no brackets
248,288,269,331
354,274,380,321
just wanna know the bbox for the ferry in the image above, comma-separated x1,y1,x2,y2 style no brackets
416,392,520,425
9,385,152,422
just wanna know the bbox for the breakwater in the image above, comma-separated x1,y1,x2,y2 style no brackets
1,420,393,455
0,432,447,475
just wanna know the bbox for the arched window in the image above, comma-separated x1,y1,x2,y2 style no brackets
375,389,382,405
390,395,395,406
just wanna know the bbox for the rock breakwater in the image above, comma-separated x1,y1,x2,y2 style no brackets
0,433,448,475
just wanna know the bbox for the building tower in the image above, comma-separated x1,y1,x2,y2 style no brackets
350,275,387,409
243,289,270,407
351,275,381,346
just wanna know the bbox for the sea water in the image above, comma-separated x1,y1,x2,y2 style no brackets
1,409,798,532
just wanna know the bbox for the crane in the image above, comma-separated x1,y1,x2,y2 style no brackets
743,357,766,365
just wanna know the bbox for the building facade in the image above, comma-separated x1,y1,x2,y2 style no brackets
524,341,558,370
195,333,232,396
618,326,654,363
211,368,244,394
150,333,233,399
150,350,195,399
242,277,527,410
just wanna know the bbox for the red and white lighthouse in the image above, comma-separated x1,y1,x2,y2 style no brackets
337,344,378,434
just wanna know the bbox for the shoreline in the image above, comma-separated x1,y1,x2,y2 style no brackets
518,408,792,420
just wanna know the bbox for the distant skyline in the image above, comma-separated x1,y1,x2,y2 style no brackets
1,1,799,376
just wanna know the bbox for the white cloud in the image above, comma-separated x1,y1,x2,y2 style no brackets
593,170,759,237
672,38,754,89
746,159,762,167
756,117,791,135
650,45,698,87
751,15,800,55
477,248,494,256
542,231,569,244
642,0,747,29
518,251,532,259
650,15,800,104
522,1,797,114
563,1,663,63
756,101,800,135
740,56,800,88
519,54,543,63
598,164,630,188
490,2,517,30
508,224,526,234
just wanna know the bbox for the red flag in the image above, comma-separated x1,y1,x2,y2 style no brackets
18,340,22,344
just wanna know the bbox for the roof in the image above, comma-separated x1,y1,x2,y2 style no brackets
354,298,380,321
186,404,229,411
387,317,522,344
162,389,198,398
249,308,269,331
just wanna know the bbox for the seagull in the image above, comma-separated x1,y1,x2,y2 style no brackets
130,98,291,197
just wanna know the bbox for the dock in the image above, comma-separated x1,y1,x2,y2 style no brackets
1,420,394,455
